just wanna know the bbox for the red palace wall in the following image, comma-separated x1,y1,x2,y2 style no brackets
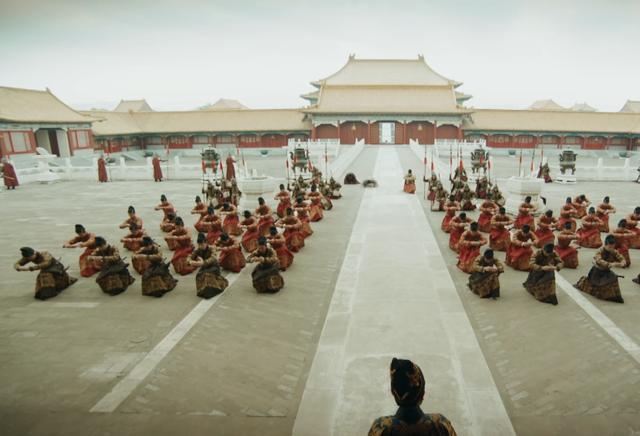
583,136,607,150
436,124,459,140
406,121,435,144
339,121,367,144
316,124,339,140
261,134,286,147
67,129,95,153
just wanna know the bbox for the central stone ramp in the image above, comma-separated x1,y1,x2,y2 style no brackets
294,146,514,436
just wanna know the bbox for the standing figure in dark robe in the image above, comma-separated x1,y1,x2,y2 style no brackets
225,154,236,180
247,237,284,294
87,237,135,296
63,224,99,277
523,243,563,305
368,358,458,436
575,235,626,303
14,247,77,300
152,155,163,182
468,249,504,299
1,158,19,190
135,236,177,298
97,155,109,182
188,233,229,299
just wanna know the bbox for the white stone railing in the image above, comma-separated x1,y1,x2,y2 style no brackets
285,139,341,159
543,157,637,181
326,139,365,180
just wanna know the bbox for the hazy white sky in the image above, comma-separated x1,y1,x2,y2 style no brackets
1,0,639,112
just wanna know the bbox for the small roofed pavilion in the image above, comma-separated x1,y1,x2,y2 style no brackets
0,86,96,158
301,55,472,144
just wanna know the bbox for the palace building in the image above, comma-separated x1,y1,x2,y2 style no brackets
1,55,640,157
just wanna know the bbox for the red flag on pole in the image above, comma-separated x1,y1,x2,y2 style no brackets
201,160,206,174
286,159,289,169
431,160,435,171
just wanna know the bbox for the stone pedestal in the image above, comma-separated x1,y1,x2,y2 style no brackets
504,176,545,215
34,155,60,183
237,175,279,212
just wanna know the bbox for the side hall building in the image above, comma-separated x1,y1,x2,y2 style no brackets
2,55,640,157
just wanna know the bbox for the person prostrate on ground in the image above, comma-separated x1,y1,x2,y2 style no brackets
87,236,135,296
489,207,513,252
188,233,229,299
247,237,284,294
467,248,503,300
523,243,563,305
403,169,416,194
506,224,537,271
555,221,580,269
574,235,626,303
368,358,458,436
577,207,603,248
457,222,487,273
14,247,77,300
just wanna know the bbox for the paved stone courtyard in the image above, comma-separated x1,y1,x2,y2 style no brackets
1,146,639,435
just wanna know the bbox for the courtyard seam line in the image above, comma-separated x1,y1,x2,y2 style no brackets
555,274,640,364
89,272,242,413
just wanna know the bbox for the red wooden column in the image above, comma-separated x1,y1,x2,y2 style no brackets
311,125,317,140
457,125,463,140
336,121,341,142
558,136,564,149
509,134,514,148
402,122,407,144
605,136,611,150
367,121,372,144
